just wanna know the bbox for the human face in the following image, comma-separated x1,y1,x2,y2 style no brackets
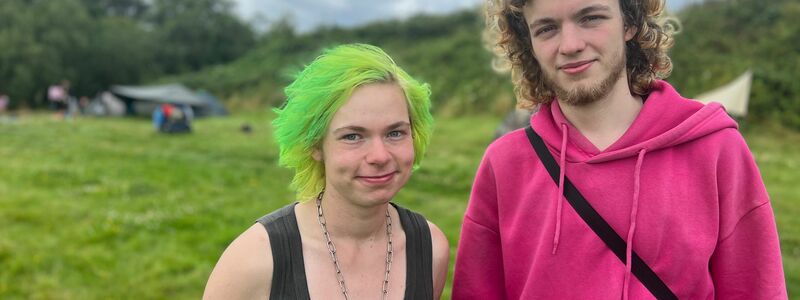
523,0,635,106
313,83,415,207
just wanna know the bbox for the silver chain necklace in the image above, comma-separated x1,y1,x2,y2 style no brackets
316,191,393,300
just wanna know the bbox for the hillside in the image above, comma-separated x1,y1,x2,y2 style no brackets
166,0,800,127
162,9,514,116
670,0,800,128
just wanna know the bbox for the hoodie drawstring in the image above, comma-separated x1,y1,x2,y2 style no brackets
552,123,568,255
549,124,650,299
622,149,647,300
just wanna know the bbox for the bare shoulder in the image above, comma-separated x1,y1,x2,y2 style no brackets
426,221,450,260
203,223,273,300
427,220,450,300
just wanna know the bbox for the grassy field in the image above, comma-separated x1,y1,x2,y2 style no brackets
0,112,797,299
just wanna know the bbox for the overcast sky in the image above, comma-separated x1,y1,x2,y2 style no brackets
234,0,700,33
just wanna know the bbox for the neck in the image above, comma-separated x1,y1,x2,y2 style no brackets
317,188,390,241
558,76,643,150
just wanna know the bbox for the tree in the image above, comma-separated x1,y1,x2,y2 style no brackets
0,0,256,108
148,0,255,73
80,0,147,19
0,0,92,107
77,17,158,96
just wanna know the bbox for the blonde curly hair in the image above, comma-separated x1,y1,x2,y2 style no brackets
484,0,679,109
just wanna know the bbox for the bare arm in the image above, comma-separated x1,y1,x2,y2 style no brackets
203,224,273,300
428,221,450,300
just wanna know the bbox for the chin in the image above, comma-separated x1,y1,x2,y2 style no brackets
362,188,401,205
559,76,596,88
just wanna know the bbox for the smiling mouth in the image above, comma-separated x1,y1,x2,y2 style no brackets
559,60,595,75
357,172,397,184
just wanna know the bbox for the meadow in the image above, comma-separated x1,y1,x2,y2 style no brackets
0,112,797,299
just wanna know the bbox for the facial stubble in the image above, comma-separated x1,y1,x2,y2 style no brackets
544,49,628,107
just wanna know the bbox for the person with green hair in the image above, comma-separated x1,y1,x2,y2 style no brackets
204,44,449,300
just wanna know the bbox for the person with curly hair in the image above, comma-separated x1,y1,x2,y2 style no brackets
204,44,449,300
453,0,787,299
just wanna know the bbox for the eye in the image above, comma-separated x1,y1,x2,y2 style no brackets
533,25,557,38
581,15,607,24
387,130,407,140
340,133,362,141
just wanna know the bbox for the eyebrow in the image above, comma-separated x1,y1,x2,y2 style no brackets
332,121,410,134
575,4,612,17
528,4,612,31
386,121,411,130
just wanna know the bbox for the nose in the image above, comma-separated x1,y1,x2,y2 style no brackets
365,139,392,165
558,23,586,55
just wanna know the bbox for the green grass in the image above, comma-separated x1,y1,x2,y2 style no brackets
743,123,800,298
0,113,797,299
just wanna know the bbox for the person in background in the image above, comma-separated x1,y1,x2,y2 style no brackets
0,92,9,114
65,94,79,119
152,105,165,131
48,80,70,119
203,44,449,299
181,103,194,126
453,0,786,299
79,96,90,115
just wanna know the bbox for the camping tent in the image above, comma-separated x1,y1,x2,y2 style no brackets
109,83,227,117
194,90,229,117
87,91,126,116
694,70,752,117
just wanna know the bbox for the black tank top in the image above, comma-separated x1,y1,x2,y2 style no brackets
257,202,433,300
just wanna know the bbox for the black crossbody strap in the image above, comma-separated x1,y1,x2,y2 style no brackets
525,126,677,300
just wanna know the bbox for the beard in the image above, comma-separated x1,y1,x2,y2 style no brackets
542,51,627,107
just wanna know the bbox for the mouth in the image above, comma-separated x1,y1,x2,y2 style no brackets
559,60,595,75
356,172,397,185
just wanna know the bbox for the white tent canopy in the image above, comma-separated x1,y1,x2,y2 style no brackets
694,70,752,117
111,84,207,106
107,83,228,117
493,71,755,138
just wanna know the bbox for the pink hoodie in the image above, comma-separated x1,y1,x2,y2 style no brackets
453,81,787,299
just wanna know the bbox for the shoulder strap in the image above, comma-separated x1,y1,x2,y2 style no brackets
393,203,434,300
257,204,311,300
524,126,677,300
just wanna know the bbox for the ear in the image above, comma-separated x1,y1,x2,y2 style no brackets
312,147,323,162
624,25,637,42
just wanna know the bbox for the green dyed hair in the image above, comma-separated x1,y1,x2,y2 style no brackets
272,44,434,200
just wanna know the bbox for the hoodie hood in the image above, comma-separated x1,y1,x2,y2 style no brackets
531,80,738,163
453,79,785,300
530,80,739,299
